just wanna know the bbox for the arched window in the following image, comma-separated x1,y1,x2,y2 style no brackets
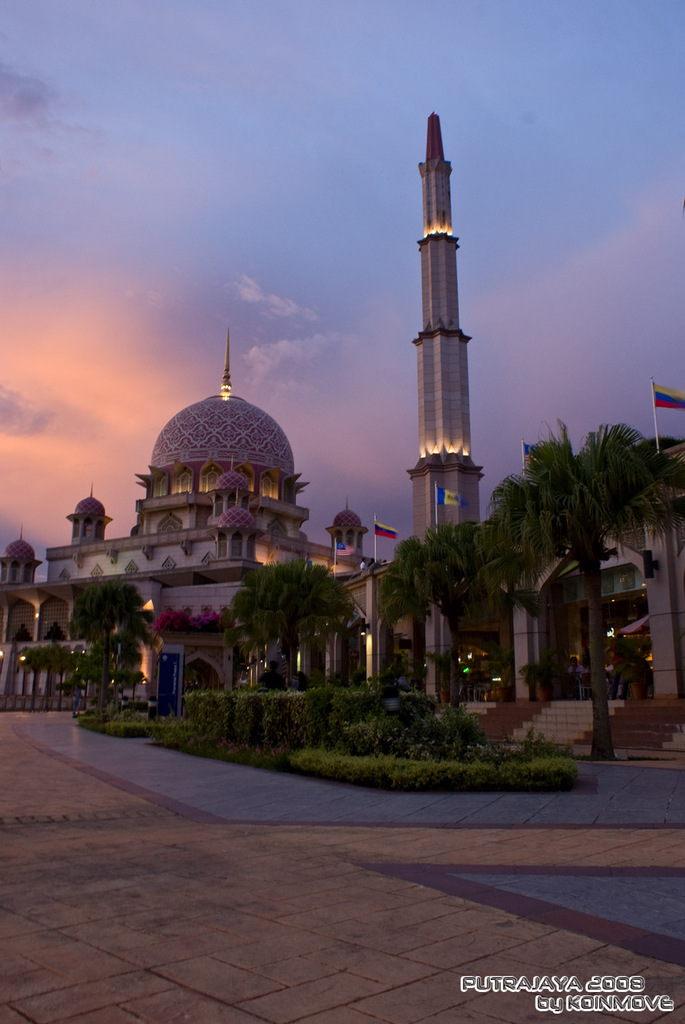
230,533,243,559
260,471,278,499
9,561,19,583
172,467,193,494
22,564,33,583
200,462,222,493
215,497,224,517
236,464,254,491
83,519,93,538
152,471,168,498
217,534,227,558
246,536,255,560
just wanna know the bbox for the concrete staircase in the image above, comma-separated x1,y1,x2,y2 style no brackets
469,698,685,751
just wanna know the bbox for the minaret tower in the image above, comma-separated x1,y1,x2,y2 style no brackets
408,113,482,536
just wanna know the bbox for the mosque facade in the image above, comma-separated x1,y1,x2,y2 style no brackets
2,114,685,707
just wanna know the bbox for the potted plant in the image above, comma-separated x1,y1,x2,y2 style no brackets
519,647,559,702
613,635,651,700
426,651,451,703
483,643,515,702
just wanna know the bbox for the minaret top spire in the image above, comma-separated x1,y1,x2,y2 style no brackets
426,112,444,161
220,327,232,400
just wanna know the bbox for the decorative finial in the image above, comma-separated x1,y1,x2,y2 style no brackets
90,483,94,498
220,328,232,400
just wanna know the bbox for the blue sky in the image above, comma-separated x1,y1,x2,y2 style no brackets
1,0,684,559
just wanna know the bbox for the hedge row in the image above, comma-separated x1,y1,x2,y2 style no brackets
182,687,443,753
289,749,578,792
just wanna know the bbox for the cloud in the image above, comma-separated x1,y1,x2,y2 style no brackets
0,383,53,436
235,275,318,321
0,64,56,129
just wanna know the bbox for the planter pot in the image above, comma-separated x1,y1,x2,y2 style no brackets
631,680,648,700
537,684,553,702
439,689,450,704
496,685,514,703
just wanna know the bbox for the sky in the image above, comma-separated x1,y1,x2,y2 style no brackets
1,0,684,565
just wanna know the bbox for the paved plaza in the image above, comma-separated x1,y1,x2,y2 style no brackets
2,714,685,1022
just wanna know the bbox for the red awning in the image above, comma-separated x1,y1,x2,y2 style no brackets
619,615,650,635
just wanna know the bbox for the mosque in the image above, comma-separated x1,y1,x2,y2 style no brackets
1,114,684,709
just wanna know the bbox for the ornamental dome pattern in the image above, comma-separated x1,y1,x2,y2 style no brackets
151,395,294,474
217,506,256,530
333,508,362,528
74,496,106,516
4,538,35,560
215,470,249,492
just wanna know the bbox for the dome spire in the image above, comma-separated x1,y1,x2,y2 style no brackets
220,327,232,400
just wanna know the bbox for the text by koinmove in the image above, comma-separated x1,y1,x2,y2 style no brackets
460,975,646,993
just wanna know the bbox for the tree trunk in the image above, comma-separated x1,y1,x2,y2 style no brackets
447,617,462,706
99,633,111,710
585,568,615,759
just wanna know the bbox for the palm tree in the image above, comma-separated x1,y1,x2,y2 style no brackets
379,522,537,705
488,423,685,759
225,559,355,683
71,581,153,710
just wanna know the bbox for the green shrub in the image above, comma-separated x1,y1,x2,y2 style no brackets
290,749,577,792
262,692,309,749
303,685,336,746
232,692,265,745
184,689,234,738
78,718,154,738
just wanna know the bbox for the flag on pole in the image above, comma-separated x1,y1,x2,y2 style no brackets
653,384,685,410
336,542,355,555
436,486,468,508
374,520,398,539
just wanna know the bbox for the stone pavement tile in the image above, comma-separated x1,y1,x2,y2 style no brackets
152,955,284,1004
61,921,172,955
400,928,531,971
54,1009,141,1024
0,952,66,1002
305,943,437,986
301,918,423,956
350,970,463,1024
499,929,609,969
0,909,44,940
237,973,386,1024
0,1007,40,1024
25,942,134,984
367,898,475,932
12,971,174,1024
252,954,338,987
285,1009,378,1024
211,934,334,971
116,930,239,970
123,987,269,1023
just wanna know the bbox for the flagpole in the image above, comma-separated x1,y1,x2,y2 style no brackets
651,377,660,453
521,439,526,472
434,483,438,528
374,516,377,562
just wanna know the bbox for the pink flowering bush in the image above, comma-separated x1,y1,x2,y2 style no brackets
154,609,221,633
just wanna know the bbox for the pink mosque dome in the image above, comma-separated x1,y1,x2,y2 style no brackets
333,508,362,528
217,506,256,530
4,538,35,560
74,495,106,517
215,470,249,492
151,395,294,474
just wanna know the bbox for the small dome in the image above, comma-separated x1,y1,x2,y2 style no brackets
4,538,35,560
215,470,249,492
217,506,256,530
333,508,362,528
74,496,106,516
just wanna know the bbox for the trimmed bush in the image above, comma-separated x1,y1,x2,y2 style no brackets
184,689,234,738
290,749,577,792
78,718,154,738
